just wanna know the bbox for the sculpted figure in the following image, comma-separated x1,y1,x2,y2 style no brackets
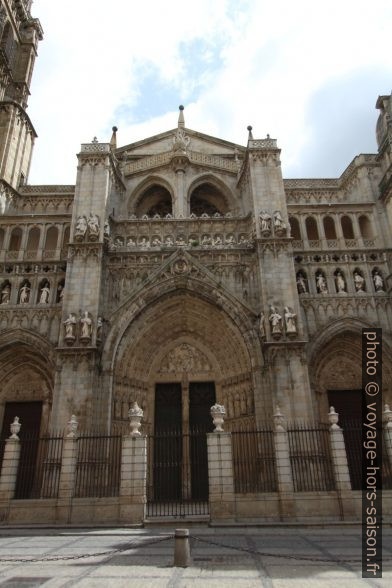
269,305,283,339
127,237,136,247
97,316,103,340
172,127,190,153
64,313,76,339
1,284,10,304
226,235,236,247
316,273,328,294
273,211,287,235
165,236,174,246
284,306,297,336
335,271,346,293
296,274,307,294
152,237,161,247
176,236,186,246
57,283,64,303
87,214,100,240
139,237,149,248
239,235,248,245
259,211,272,234
201,235,211,246
80,311,92,340
373,271,384,292
39,283,50,304
354,272,365,292
259,313,266,340
214,235,223,246
103,221,110,241
19,283,30,304
75,215,87,240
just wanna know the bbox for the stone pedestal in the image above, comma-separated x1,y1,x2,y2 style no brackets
120,435,147,524
328,409,355,520
0,438,21,501
56,436,78,523
207,432,235,521
273,409,295,519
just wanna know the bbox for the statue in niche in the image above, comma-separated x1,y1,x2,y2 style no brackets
103,221,110,241
19,283,30,304
269,305,283,339
80,311,92,341
354,272,366,293
172,128,190,153
335,271,346,293
273,211,287,236
97,316,103,341
239,235,249,246
316,273,328,294
213,235,223,246
284,306,297,337
57,283,64,303
373,271,384,292
139,237,149,248
165,235,174,247
259,211,272,234
127,237,136,247
176,236,186,246
64,313,76,340
296,273,307,294
1,284,11,304
201,235,211,246
226,235,236,247
75,215,87,241
39,282,50,304
87,213,100,240
152,237,161,247
259,313,266,340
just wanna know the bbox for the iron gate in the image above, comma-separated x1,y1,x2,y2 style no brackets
146,428,209,517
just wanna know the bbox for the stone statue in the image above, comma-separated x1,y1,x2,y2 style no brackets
259,312,266,340
273,211,287,235
64,313,76,339
296,274,307,294
1,284,10,304
335,271,346,293
176,236,186,246
152,237,161,247
354,272,365,292
213,235,223,246
239,235,249,246
165,236,174,246
127,237,136,247
201,235,211,246
172,127,190,153
269,305,283,339
139,237,149,248
39,283,50,304
103,221,110,241
226,235,236,247
259,211,272,234
373,271,384,292
97,316,103,340
75,215,87,241
80,311,92,340
316,273,328,294
284,306,297,336
57,283,64,303
87,213,100,240
19,283,30,304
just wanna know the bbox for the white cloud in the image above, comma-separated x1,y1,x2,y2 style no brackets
28,0,392,183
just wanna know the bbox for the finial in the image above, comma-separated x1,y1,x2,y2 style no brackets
178,105,185,128
247,125,253,140
267,133,270,139
92,136,98,143
110,126,118,150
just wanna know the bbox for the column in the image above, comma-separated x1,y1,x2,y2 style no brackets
273,407,295,519
0,418,21,502
57,415,78,524
328,407,355,520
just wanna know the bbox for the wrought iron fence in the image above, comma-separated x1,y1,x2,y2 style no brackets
288,423,335,492
74,434,121,498
146,427,209,517
232,428,277,493
15,432,63,499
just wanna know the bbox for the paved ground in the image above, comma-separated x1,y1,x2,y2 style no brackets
0,525,389,587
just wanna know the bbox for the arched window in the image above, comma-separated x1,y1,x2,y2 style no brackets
289,217,301,240
358,215,373,239
323,216,336,239
341,216,354,239
26,227,40,251
190,183,228,216
9,227,22,251
134,184,172,217
44,226,58,250
62,226,70,249
305,217,319,240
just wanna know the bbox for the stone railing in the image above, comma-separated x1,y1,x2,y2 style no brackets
122,149,239,175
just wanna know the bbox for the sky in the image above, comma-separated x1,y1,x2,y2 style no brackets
28,0,392,184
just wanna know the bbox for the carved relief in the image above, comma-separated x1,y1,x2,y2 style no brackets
159,343,212,374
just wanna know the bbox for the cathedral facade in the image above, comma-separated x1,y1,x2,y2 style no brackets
0,1,392,452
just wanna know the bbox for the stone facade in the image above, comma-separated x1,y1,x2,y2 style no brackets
0,2,391,446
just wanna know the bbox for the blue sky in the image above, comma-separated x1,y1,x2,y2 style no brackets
28,0,392,184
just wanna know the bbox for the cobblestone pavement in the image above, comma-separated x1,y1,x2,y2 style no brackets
0,526,390,587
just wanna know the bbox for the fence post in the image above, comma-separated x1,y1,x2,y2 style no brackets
383,404,392,467
328,407,355,520
57,415,78,523
120,402,147,524
0,417,22,504
273,407,295,519
207,404,235,521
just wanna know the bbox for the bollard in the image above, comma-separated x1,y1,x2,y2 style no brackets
174,528,192,567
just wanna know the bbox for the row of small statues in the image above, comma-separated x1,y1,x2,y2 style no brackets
259,210,288,237
74,214,100,241
63,311,103,342
297,270,385,294
110,234,253,249
127,211,235,220
0,281,64,305
259,305,297,340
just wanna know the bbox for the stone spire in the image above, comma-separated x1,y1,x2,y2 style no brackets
178,105,185,128
247,125,254,140
110,126,118,150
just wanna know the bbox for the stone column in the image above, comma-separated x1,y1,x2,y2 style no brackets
57,415,78,524
383,404,392,467
207,404,235,521
328,407,355,520
273,407,295,519
120,403,147,524
0,417,21,502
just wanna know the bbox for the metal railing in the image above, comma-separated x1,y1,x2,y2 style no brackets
288,423,335,492
74,434,121,498
232,428,277,493
15,432,63,499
